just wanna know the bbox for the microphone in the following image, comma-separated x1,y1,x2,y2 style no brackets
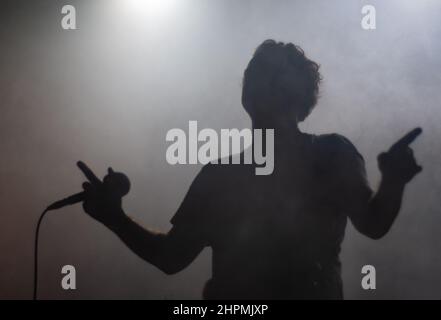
46,192,86,211
46,171,131,211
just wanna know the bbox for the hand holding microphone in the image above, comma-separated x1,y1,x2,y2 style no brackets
47,161,131,229
78,161,131,229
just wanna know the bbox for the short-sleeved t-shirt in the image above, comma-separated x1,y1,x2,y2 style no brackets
171,133,372,299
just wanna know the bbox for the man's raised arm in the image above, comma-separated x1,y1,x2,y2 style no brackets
349,128,423,239
77,161,205,275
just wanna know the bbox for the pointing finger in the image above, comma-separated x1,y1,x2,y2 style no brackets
391,127,422,151
77,161,102,185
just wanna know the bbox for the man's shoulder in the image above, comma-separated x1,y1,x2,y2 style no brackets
200,152,255,175
314,133,354,147
314,133,360,154
312,133,365,167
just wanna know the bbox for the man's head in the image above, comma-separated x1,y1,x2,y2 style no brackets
242,40,321,126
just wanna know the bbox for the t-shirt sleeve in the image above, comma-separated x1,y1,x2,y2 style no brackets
321,134,373,214
170,164,215,246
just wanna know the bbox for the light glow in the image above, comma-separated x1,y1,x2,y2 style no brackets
124,0,177,19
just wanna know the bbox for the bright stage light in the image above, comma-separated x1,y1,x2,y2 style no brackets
124,0,177,18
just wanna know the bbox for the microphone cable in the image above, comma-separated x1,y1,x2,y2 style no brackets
33,208,50,300
32,169,130,299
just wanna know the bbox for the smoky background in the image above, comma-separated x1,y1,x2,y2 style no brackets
0,0,440,299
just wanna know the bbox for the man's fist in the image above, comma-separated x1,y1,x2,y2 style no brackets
77,161,130,228
378,128,423,184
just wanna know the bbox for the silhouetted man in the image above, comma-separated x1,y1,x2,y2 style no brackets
78,40,422,299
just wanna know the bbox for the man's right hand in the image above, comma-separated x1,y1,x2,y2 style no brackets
77,161,129,229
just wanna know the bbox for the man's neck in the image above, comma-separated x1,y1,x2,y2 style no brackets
252,119,303,143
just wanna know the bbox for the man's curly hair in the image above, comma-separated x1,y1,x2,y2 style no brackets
242,39,322,122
